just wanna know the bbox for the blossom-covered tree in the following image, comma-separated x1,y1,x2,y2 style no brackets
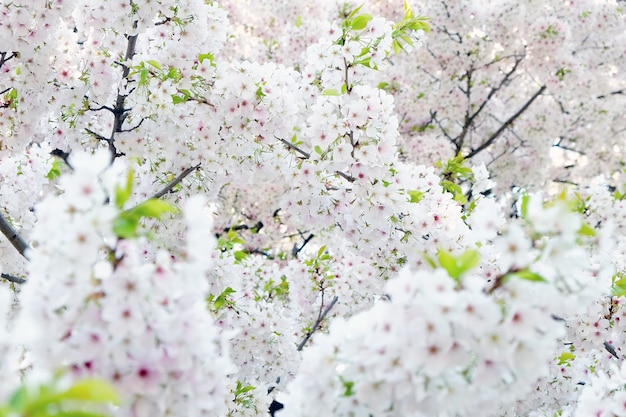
0,0,624,416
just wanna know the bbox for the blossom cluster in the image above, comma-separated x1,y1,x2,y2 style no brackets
0,1,624,416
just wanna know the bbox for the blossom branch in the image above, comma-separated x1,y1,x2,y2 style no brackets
291,232,314,258
454,54,524,153
107,33,138,159
0,212,30,260
1,273,26,284
335,171,356,183
151,164,201,199
85,128,110,143
297,294,339,351
465,84,547,159
276,137,310,159
0,51,18,69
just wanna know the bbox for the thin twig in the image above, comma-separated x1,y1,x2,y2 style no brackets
454,54,524,152
335,171,356,183
292,233,314,258
466,85,547,159
604,341,621,359
85,127,110,143
151,164,201,199
276,137,310,159
297,295,339,351
1,273,26,284
0,212,30,260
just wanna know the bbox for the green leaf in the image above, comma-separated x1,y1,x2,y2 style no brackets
171,94,187,104
214,287,236,310
234,250,248,263
198,53,215,65
112,216,140,239
437,249,480,282
8,386,29,410
130,199,177,219
577,222,596,237
139,68,149,86
354,57,372,68
403,0,413,19
61,379,120,405
341,379,355,397
46,159,63,180
557,351,576,365
458,249,480,272
346,5,364,21
437,249,460,281
314,145,324,156
407,190,424,203
507,269,547,283
519,194,530,219
235,382,256,396
321,89,339,96
146,59,161,70
350,14,372,30
114,170,134,209
391,39,403,55
612,275,626,297
255,85,265,100
113,199,176,238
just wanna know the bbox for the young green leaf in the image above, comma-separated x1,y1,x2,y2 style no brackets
114,170,134,209
351,14,372,30
612,275,626,297
507,269,547,283
407,190,424,203
61,379,120,404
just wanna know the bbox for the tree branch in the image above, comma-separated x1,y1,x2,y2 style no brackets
0,212,30,260
291,232,314,258
85,127,110,143
297,295,339,351
454,54,524,152
276,137,310,159
1,273,26,284
108,33,138,159
335,170,356,183
151,164,201,199
465,85,547,159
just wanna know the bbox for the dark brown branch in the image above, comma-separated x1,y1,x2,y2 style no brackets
335,171,356,183
454,55,524,153
108,33,138,159
465,85,547,159
292,232,314,258
1,273,26,284
297,295,339,351
0,51,18,69
431,110,454,144
0,212,30,260
597,89,624,99
118,117,145,133
87,104,116,113
276,137,310,159
85,128,110,142
151,164,201,199
604,341,621,359
553,140,586,155
220,221,264,235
